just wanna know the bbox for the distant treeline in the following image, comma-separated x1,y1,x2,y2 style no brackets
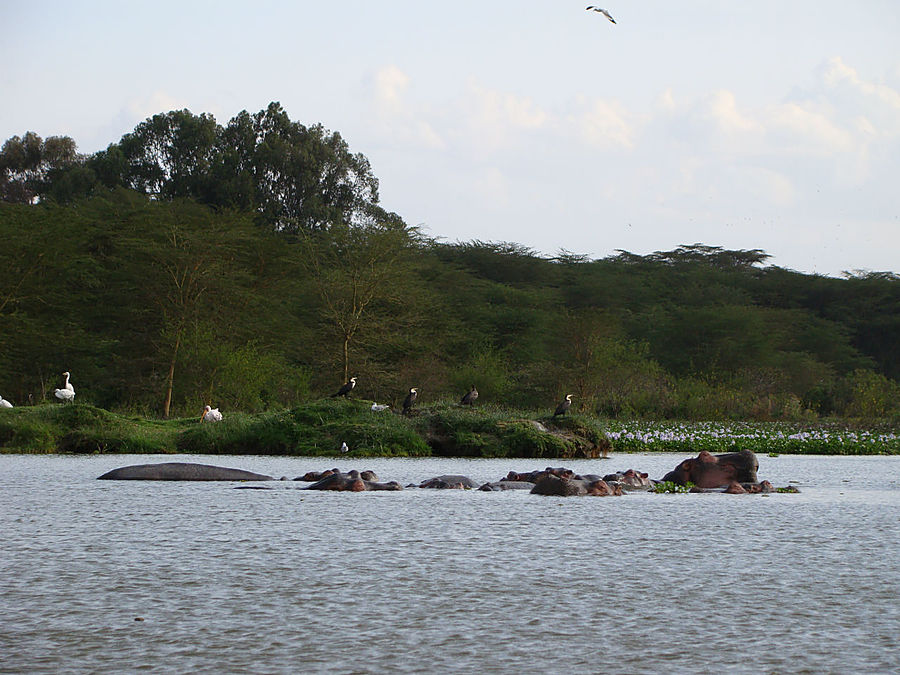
1,104,898,421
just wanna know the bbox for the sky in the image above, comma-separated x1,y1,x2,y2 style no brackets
2,0,899,275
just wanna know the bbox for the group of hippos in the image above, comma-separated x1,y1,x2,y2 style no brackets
97,449,797,495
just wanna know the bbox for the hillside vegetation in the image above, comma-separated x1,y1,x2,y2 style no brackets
1,104,898,424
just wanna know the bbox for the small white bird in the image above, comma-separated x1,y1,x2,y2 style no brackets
371,402,390,412
0,396,13,409
54,371,75,402
586,6,616,23
200,405,223,422
340,442,349,453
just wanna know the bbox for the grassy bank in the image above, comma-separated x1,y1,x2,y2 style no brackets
0,400,609,458
1,401,896,456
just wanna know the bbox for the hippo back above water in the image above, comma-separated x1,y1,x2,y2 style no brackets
98,462,275,481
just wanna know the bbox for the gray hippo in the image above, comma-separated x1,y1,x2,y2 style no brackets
305,470,402,491
530,474,624,497
98,462,274,481
416,475,480,489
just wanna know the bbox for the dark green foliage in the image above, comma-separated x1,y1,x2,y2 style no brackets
2,107,899,423
410,404,603,458
176,400,430,456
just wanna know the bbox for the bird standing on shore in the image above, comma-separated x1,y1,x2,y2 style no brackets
201,405,223,422
54,371,75,402
332,377,357,398
554,394,573,416
340,442,349,453
460,385,479,406
586,6,616,23
402,387,418,415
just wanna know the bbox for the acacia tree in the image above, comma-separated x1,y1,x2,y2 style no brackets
119,200,264,416
297,210,417,383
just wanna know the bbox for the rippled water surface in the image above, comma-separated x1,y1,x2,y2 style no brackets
2,453,899,674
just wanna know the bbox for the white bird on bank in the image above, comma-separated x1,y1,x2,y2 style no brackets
340,442,349,453
54,371,75,402
586,6,616,23
0,395,13,409
371,402,390,412
200,405,223,422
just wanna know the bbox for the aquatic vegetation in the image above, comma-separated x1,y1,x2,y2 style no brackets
604,420,899,455
653,481,693,494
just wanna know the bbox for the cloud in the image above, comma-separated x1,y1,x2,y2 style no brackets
367,65,444,150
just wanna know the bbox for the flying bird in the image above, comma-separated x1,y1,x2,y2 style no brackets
54,371,75,402
0,395,12,409
586,6,616,23
554,394,573,416
331,377,357,398
460,385,479,406
340,441,349,453
201,405,223,422
402,387,418,415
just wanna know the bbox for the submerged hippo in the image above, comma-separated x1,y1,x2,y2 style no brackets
305,469,402,491
98,462,274,481
530,473,624,497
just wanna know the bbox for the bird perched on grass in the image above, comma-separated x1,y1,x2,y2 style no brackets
201,405,223,422
332,377,357,398
371,402,390,412
586,6,616,23
340,442,349,453
54,371,75,402
402,387,418,415
554,394,573,416
0,395,12,408
460,385,478,406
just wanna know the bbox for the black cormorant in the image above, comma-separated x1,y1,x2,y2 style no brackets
554,394,573,416
331,377,357,398
402,387,418,414
460,385,479,406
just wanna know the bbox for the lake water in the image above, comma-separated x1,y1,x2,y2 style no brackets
1,453,898,674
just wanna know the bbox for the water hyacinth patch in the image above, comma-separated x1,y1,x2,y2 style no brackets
603,420,899,455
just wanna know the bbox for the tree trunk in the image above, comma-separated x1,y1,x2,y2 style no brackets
162,328,182,418
342,334,350,383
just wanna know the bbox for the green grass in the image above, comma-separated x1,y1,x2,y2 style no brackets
2,401,895,456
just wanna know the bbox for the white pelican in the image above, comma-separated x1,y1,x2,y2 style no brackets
54,371,75,402
0,396,12,408
200,405,223,422
340,442,349,453
371,402,390,412
586,6,616,23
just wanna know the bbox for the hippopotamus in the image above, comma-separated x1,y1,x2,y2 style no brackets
693,479,777,494
296,468,379,482
661,450,759,488
416,475,480,489
603,469,654,491
305,470,402,491
98,462,274,481
530,473,624,497
501,467,576,483
478,481,536,491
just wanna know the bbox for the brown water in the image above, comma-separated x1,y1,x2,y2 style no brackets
1,454,898,673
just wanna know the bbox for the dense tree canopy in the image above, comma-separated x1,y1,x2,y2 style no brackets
1,106,898,420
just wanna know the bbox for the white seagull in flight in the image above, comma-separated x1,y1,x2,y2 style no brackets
586,6,616,23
